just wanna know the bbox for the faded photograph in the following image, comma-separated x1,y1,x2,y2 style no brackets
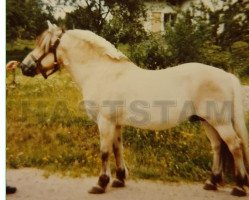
6,0,249,199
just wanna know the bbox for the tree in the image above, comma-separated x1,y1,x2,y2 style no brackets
6,0,56,41
103,0,147,44
6,0,27,41
145,0,188,5
191,0,249,74
59,0,147,44
193,0,249,50
129,34,170,70
63,0,110,34
164,10,210,64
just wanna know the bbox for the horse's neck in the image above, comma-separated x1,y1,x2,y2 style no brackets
59,33,137,97
64,57,135,97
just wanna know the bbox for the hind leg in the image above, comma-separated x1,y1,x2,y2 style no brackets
112,125,128,188
215,124,248,196
202,121,223,191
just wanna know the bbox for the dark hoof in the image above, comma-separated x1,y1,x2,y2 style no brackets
231,187,247,197
6,186,17,194
112,179,125,188
88,186,105,194
203,182,217,191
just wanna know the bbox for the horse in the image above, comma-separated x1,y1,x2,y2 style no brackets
20,21,249,196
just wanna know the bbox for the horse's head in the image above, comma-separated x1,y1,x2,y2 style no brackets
20,21,64,79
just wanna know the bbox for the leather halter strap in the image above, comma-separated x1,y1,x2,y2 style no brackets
31,30,64,79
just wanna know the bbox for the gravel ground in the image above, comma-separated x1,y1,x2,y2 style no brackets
6,168,249,200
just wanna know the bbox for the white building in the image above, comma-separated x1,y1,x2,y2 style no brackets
143,0,226,33
144,2,178,32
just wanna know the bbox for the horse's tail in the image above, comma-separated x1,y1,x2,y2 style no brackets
231,74,249,174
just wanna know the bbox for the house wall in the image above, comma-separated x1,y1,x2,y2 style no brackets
144,2,176,32
144,0,221,33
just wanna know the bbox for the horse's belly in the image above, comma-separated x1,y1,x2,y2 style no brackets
122,119,181,130
119,105,188,130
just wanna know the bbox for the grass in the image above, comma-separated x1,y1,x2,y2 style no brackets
6,39,35,63
7,70,100,175
6,68,214,182
6,39,35,51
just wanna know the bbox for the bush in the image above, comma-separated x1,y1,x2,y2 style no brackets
129,11,210,70
164,11,210,65
129,34,172,70
6,48,32,63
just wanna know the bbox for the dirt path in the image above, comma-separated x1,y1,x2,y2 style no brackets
6,168,248,200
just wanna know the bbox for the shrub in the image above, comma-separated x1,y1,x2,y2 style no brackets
164,11,210,64
129,34,172,70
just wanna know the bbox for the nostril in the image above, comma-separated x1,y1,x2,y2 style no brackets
20,63,28,71
20,63,31,75
20,63,25,69
20,63,37,77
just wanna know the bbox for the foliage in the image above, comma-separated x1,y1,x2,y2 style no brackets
200,43,231,70
129,1,249,76
164,11,210,64
191,0,249,75
64,1,109,34
61,0,147,44
230,41,249,75
6,0,56,41
103,0,147,44
129,34,171,70
6,39,35,63
129,10,210,69
196,0,249,50
102,10,147,45
146,0,188,5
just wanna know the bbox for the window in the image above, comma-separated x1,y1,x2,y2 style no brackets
164,13,176,27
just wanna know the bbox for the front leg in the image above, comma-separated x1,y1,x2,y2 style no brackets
112,125,128,188
88,116,115,194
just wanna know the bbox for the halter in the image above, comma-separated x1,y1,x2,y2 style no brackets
30,30,65,79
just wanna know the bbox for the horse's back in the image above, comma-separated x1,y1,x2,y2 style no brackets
121,62,233,98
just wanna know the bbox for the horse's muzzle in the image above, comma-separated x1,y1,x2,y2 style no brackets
20,63,37,77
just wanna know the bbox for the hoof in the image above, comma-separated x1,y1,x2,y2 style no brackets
231,186,247,197
203,181,217,191
88,186,105,194
112,179,125,188
6,186,17,194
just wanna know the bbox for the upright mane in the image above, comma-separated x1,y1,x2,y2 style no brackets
36,27,63,53
36,30,53,53
67,30,129,61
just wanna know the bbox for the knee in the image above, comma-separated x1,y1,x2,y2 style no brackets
228,138,242,155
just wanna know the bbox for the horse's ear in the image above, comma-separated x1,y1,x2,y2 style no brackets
47,20,54,32
53,23,58,28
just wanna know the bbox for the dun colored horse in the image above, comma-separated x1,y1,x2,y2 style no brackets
20,21,249,196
